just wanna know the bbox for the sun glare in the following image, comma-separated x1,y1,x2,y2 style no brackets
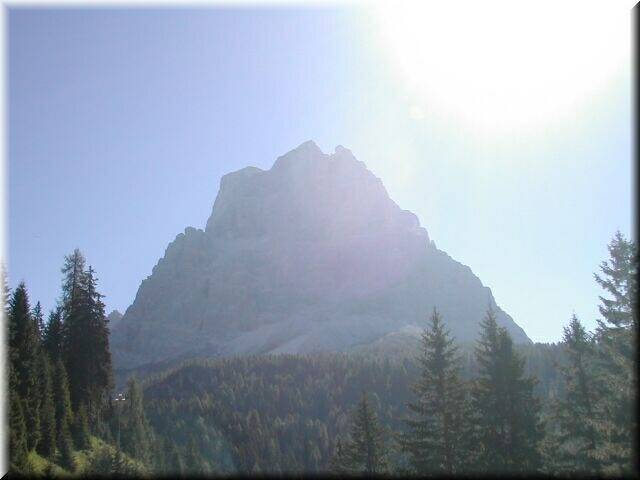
373,0,631,134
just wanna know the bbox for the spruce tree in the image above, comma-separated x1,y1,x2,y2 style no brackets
60,249,88,411
591,231,637,474
328,437,351,473
43,306,64,362
61,251,113,421
472,307,544,474
52,357,74,447
9,370,28,472
330,392,388,475
121,377,152,465
33,301,45,340
551,314,601,474
57,426,76,472
72,402,91,450
400,308,474,474
185,435,203,475
9,282,41,451
167,440,185,477
36,353,57,458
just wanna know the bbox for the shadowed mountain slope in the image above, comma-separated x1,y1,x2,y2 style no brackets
112,141,530,368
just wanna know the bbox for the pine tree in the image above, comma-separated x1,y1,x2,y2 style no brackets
330,392,388,475
551,314,601,474
400,308,474,474
57,426,75,472
9,370,29,472
33,301,45,340
591,231,637,474
60,251,113,421
185,435,203,475
72,402,91,450
9,282,41,451
167,440,185,477
36,353,57,458
82,265,114,418
43,306,64,362
121,377,151,465
60,249,88,411
472,307,544,473
328,437,351,473
52,357,74,447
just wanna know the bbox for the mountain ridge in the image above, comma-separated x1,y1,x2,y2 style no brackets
111,141,530,369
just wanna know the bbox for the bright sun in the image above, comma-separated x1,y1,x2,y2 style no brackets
373,0,631,134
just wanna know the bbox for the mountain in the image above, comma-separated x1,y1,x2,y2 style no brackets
111,141,530,369
107,310,123,329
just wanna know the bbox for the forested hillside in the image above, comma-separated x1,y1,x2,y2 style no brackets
6,232,637,477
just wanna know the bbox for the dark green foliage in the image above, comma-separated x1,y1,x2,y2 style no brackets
43,306,64,362
400,309,475,474
121,377,152,465
143,354,413,474
9,282,42,451
339,392,388,474
167,440,185,477
33,301,45,339
9,379,28,472
72,403,91,450
590,231,637,474
56,427,75,472
61,250,113,419
471,307,544,473
184,435,204,475
52,357,73,446
548,315,601,474
36,354,57,458
86,445,145,477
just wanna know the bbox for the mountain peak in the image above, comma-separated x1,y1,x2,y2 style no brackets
112,142,530,369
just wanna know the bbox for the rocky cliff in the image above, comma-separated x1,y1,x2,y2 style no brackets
111,141,529,368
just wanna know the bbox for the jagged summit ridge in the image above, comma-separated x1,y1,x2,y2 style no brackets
111,141,530,369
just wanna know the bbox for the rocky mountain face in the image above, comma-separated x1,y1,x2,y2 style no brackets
107,310,123,330
111,141,530,369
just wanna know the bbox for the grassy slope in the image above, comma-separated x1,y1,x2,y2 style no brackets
23,436,144,477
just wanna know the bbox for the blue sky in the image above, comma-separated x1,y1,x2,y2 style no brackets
8,7,632,342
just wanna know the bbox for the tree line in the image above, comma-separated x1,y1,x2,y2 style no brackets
6,249,146,476
5,232,637,476
330,231,636,476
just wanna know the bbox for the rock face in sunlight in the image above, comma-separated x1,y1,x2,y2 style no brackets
111,141,530,369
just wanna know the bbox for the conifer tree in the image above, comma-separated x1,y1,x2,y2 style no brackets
167,440,185,477
9,370,28,472
52,357,74,447
72,402,91,450
33,301,45,340
400,308,474,474
330,392,388,475
57,426,75,472
328,437,350,474
9,282,41,451
591,231,637,474
185,435,203,475
82,265,114,417
60,251,113,421
36,353,57,458
60,249,88,410
43,306,64,362
121,377,152,465
551,315,601,474
472,307,544,473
